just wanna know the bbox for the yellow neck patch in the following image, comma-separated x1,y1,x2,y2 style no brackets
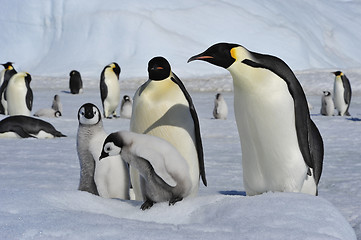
230,48,238,61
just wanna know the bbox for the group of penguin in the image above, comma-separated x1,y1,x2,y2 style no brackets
0,62,66,138
320,71,352,116
2,42,337,210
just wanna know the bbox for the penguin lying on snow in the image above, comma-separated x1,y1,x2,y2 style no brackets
130,56,206,201
34,94,63,118
76,103,130,199
189,43,324,196
0,115,66,138
99,131,192,210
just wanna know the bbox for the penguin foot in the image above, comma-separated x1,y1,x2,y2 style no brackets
169,196,183,206
141,199,154,210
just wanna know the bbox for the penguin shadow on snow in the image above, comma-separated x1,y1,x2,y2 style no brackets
219,190,246,196
346,117,361,122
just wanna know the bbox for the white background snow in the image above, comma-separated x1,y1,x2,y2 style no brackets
0,0,361,239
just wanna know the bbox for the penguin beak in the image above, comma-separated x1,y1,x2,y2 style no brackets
187,54,214,63
99,151,108,161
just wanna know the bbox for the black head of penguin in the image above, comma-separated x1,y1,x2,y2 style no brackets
1,62,14,70
188,43,240,69
78,103,101,123
99,132,125,160
332,71,342,77
148,57,171,81
111,62,121,79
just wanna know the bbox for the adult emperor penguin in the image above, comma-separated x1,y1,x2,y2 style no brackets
188,43,324,196
0,62,17,115
0,115,66,138
120,95,132,119
320,91,335,116
130,56,206,200
100,62,121,118
332,71,351,116
77,103,130,199
69,70,83,94
99,131,192,210
213,93,228,119
6,72,33,116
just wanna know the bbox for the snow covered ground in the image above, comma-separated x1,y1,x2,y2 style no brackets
0,70,360,239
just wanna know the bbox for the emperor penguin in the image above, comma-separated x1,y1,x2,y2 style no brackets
120,95,133,119
77,103,130,199
130,56,206,200
188,43,324,196
6,72,33,116
51,94,63,114
100,62,121,118
0,62,17,115
0,115,66,138
213,93,228,119
99,131,192,210
69,70,83,94
320,91,335,116
34,108,62,118
332,71,351,116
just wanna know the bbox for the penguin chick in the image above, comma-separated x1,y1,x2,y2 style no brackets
100,131,192,210
34,108,62,118
320,91,335,116
77,103,129,199
120,95,133,119
51,94,63,113
213,93,228,119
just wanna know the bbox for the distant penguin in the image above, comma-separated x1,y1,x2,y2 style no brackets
100,62,121,118
332,71,351,116
69,70,83,94
0,62,17,115
320,91,335,116
0,115,66,138
130,56,206,201
120,95,132,119
51,94,63,114
99,131,192,210
213,93,228,119
6,72,33,116
34,109,62,118
188,43,323,196
77,103,130,199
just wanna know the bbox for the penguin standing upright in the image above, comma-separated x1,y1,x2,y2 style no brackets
332,71,351,116
77,103,129,199
100,131,192,210
6,72,33,116
189,43,323,196
213,93,228,119
100,62,121,118
320,91,334,116
51,94,63,114
69,70,83,94
0,62,17,115
120,95,133,119
130,56,206,201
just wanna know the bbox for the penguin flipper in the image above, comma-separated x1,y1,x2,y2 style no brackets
26,88,33,111
171,73,207,186
308,120,324,185
11,126,35,138
100,75,108,103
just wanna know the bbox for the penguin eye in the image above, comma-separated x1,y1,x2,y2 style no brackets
104,143,112,153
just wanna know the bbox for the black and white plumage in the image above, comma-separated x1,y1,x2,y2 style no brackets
6,72,33,116
333,71,351,116
99,131,192,210
130,56,206,201
100,62,121,118
0,62,17,115
0,115,66,138
189,43,324,196
120,95,132,119
213,93,228,119
77,103,129,199
51,94,63,114
34,109,61,118
69,70,83,94
320,91,334,116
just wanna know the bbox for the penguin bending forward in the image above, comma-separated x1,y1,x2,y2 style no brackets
188,43,324,196
100,62,121,118
77,103,130,198
100,131,192,210
332,71,351,116
0,115,66,138
6,72,33,116
130,56,206,200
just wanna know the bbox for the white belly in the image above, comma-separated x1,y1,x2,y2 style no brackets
333,80,347,115
103,71,120,117
230,66,307,195
6,80,30,116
